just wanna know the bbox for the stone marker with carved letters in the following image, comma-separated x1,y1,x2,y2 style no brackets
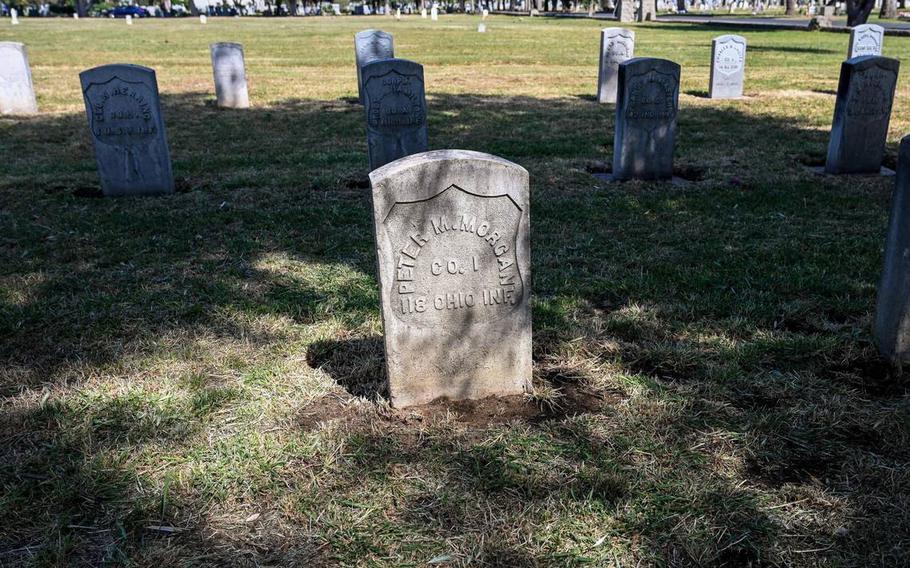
825,56,899,175
80,64,174,196
210,42,250,109
597,28,634,104
613,58,680,181
369,149,532,407
848,24,884,59
0,42,38,115
354,29,394,104
617,0,634,22
875,135,910,363
362,58,428,171
709,34,746,99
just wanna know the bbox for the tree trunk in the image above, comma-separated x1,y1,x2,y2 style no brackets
846,0,876,24
288,0,299,15
187,0,200,15
785,0,795,15
676,0,684,10
880,0,897,18
76,0,89,16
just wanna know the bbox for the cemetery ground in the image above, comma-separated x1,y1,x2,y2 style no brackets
1,15,910,567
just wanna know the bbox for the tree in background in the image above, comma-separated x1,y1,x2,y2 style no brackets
846,0,875,25
880,0,897,19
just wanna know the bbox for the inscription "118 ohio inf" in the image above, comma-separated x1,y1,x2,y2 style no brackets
386,184,524,327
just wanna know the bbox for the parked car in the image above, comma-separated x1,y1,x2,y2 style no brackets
106,5,150,17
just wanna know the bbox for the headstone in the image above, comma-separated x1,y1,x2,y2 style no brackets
478,22,486,32
200,14,207,24
10,8,18,24
354,29,394,105
597,28,635,104
637,0,656,20
482,8,489,18
126,14,133,24
875,134,910,363
825,56,899,175
421,7,427,17
395,7,401,19
368,149,533,407
848,23,884,58
531,8,540,15
80,64,175,196
431,5,439,19
612,58,680,181
362,58,428,171
709,34,746,99
617,0,634,22
73,12,79,19
0,42,39,115
210,42,250,109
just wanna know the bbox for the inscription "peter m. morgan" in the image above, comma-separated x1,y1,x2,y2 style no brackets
385,185,523,327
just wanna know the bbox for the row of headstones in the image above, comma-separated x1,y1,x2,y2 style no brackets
597,23,886,103
6,9,212,24
354,27,899,181
0,41,250,195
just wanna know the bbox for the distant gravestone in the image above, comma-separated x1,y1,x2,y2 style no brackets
210,42,250,109
482,8,489,18
637,0,656,20
73,12,79,19
431,5,439,19
875,135,910,363
613,57,680,181
617,0,634,21
200,14,207,24
709,34,746,99
597,28,634,104
362,58,428,171
354,29,394,104
0,42,38,115
478,22,486,32
80,64,175,196
421,7,427,17
848,23,884,59
825,56,899,175
395,7,401,19
11,8,18,24
369,149,532,407
126,14,133,24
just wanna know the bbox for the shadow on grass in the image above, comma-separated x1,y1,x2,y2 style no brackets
1,90,908,565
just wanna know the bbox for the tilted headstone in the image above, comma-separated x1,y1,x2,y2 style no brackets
362,58,428,171
617,0,634,22
875,135,910,363
210,42,250,109
0,42,38,115
369,149,533,407
80,64,174,196
597,28,634,104
825,56,899,175
848,23,884,59
354,29,394,104
613,58,680,181
709,34,746,99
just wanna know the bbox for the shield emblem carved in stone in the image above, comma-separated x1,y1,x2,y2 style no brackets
625,69,678,133
83,76,158,148
365,69,425,135
383,184,525,329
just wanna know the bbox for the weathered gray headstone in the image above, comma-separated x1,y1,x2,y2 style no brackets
597,28,634,104
709,34,746,99
637,0,656,20
848,23,884,59
825,56,899,175
354,29,394,104
369,149,532,407
0,42,38,115
617,0,634,22
80,64,174,196
210,42,250,109
875,134,910,363
362,58,428,171
613,58,680,181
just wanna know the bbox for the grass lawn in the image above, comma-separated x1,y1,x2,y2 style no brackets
2,14,910,567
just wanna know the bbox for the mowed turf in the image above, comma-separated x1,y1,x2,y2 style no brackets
2,14,910,567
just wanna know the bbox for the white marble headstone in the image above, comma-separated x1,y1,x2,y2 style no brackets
210,42,250,109
848,24,884,58
0,42,38,115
